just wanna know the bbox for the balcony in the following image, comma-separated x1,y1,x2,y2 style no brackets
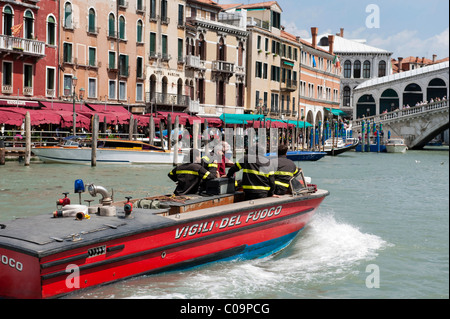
146,92,190,108
185,55,206,70
281,79,297,92
2,85,13,94
212,60,234,74
0,35,45,58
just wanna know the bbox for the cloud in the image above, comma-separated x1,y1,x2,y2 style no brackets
366,27,449,58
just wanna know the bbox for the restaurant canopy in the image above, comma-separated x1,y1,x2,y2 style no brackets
325,107,348,117
220,113,264,124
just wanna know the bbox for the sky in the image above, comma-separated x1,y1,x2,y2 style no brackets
218,0,449,60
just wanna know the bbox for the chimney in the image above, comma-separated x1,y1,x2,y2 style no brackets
398,57,403,72
311,27,318,48
340,28,344,37
433,54,437,62
328,35,335,54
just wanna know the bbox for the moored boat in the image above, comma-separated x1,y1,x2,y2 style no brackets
0,174,328,299
32,137,183,164
323,138,359,156
285,150,326,161
385,138,408,153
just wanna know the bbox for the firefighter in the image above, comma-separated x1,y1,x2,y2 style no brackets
226,147,276,200
273,144,301,195
168,149,213,195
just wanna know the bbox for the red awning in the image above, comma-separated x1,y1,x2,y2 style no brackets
157,111,190,125
0,108,24,126
0,99,39,108
197,117,223,127
0,107,61,126
40,101,91,113
86,103,130,114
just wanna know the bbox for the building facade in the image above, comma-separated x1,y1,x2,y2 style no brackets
185,0,247,117
60,0,146,110
0,0,58,105
310,29,393,118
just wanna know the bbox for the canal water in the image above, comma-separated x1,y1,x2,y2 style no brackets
0,147,448,299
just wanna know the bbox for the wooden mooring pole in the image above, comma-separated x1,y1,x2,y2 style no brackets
24,112,31,166
91,114,99,167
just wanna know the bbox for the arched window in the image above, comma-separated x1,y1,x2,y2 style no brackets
363,60,371,78
136,20,143,43
343,86,351,106
108,13,115,37
119,16,125,39
64,2,72,29
353,60,361,78
88,8,96,33
378,60,386,77
344,60,351,78
47,15,56,45
24,10,34,39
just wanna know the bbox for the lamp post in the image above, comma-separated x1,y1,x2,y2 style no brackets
72,76,78,136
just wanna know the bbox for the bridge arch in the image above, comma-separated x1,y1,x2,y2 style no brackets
427,78,447,101
380,88,399,113
356,94,376,118
403,83,423,107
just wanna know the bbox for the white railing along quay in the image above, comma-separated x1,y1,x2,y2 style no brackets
352,99,448,128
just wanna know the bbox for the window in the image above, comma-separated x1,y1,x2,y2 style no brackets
271,93,279,111
63,43,72,63
344,60,351,78
162,35,168,58
63,75,74,96
178,4,184,26
343,86,351,106
119,16,125,39
353,60,361,78
265,38,269,51
88,78,97,98
47,16,56,45
378,60,386,77
108,13,115,37
24,10,34,39
46,67,55,96
255,61,262,78
149,32,156,55
149,0,156,19
263,63,268,79
109,80,116,99
136,83,143,101
271,65,280,82
178,38,183,61
108,51,116,69
137,0,144,11
119,54,129,77
119,81,126,100
2,61,12,87
363,60,370,78
271,11,280,29
136,56,143,78
257,35,261,50
88,8,96,33
136,20,143,42
161,0,168,21
88,47,96,67
64,2,72,29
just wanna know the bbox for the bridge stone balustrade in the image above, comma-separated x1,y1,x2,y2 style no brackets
352,100,449,149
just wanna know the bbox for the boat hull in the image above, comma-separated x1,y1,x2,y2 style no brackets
0,191,327,299
285,151,326,161
32,146,183,164
385,145,407,153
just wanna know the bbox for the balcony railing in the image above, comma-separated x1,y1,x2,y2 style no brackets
146,92,190,107
185,55,206,70
0,35,45,57
2,85,13,94
212,60,234,73
281,79,297,92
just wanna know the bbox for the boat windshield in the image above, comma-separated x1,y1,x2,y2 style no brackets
290,171,309,195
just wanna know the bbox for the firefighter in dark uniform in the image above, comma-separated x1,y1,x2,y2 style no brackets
198,148,221,193
168,149,213,195
226,147,276,200
274,144,301,195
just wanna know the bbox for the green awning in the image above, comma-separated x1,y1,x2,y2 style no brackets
283,61,295,67
220,113,264,124
265,118,313,128
325,108,348,116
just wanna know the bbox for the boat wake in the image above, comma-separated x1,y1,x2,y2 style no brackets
75,212,391,299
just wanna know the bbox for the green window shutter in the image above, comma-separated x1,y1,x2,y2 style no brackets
89,48,96,66
150,32,156,54
178,38,183,60
137,21,142,42
109,52,115,69
89,9,95,32
162,35,167,55
109,14,115,37
119,17,125,39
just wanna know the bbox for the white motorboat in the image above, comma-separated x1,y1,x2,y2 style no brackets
385,138,408,153
32,138,184,164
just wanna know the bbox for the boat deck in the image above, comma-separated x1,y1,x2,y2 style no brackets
0,190,328,258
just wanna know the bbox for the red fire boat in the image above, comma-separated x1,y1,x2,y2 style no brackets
0,175,328,299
